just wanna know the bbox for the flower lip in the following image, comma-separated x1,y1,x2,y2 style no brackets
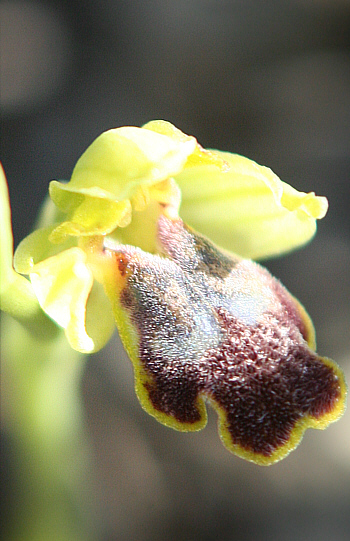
104,215,346,465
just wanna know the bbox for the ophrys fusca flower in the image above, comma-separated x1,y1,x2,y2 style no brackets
9,121,346,465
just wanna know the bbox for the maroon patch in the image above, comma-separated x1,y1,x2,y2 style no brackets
207,308,340,455
132,304,341,456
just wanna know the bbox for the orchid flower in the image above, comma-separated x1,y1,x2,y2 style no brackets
1,120,346,466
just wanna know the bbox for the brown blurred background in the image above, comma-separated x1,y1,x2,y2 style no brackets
1,1,350,540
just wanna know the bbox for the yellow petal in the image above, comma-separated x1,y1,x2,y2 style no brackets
175,151,328,260
48,195,132,243
29,248,96,352
48,125,199,241
51,126,196,202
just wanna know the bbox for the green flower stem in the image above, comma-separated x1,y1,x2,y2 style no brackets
1,314,95,541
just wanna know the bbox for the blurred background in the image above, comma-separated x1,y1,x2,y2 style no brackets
1,1,350,540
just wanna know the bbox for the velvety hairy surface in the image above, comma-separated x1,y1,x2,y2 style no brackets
108,216,345,465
